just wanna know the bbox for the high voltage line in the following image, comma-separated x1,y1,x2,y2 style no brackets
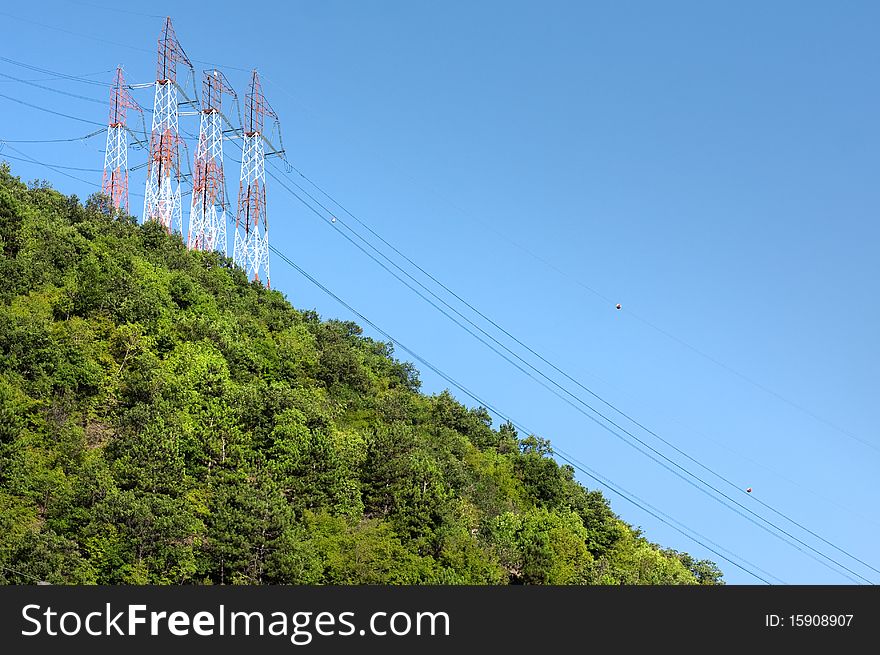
253,71,877,457
550,448,785,584
0,91,105,126
0,70,107,105
260,161,880,579
1,53,876,584
1,142,102,187
0,127,106,143
0,151,103,172
258,159,873,584
0,142,147,200
261,90,878,458
240,134,880,582
372,166,878,455
0,55,112,87
0,12,251,73
67,1,165,20
281,172,880,534
0,71,113,83
232,142,877,584
268,245,781,585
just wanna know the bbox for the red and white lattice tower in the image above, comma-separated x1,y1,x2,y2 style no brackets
143,17,192,233
189,70,236,255
234,71,276,286
101,66,141,212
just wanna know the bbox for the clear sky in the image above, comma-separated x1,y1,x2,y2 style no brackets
1,0,878,584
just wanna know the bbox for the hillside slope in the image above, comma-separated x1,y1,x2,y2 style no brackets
0,164,722,584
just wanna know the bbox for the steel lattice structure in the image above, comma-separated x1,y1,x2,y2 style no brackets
143,17,192,234
189,70,236,254
234,71,277,286
101,66,140,212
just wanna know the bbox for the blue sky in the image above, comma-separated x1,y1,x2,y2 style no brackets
1,0,878,584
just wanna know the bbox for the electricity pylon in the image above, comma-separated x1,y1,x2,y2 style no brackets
189,69,236,255
143,17,192,234
233,70,281,286
101,66,141,212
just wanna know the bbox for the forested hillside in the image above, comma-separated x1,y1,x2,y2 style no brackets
0,164,721,584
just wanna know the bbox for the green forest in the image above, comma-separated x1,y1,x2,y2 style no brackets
0,163,722,585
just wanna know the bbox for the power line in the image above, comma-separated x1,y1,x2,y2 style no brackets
1,142,100,186
0,152,103,172
550,447,785,584
287,164,878,458
0,54,111,87
262,160,875,584
0,12,154,58
259,62,873,455
0,72,149,148
268,244,779,585
0,91,105,126
478,207,875,451
0,71,107,105
0,13,251,74
286,169,880,577
239,63,880,521
0,128,106,144
0,56,156,118
0,142,145,199
265,166,868,583
0,70,114,84
67,0,165,19
623,309,879,453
